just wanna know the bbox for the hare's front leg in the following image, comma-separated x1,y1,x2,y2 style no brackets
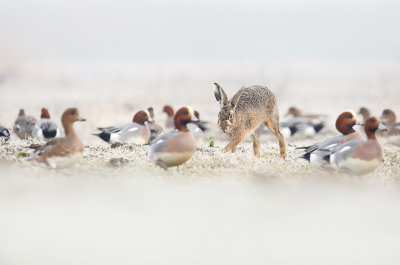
251,133,261,158
223,136,244,153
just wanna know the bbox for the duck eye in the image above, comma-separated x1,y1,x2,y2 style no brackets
184,111,188,115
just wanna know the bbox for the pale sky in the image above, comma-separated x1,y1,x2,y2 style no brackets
0,0,399,62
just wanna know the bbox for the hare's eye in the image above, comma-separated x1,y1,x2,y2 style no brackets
230,114,234,119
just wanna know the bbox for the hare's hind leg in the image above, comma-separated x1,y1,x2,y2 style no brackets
265,119,287,159
251,132,261,158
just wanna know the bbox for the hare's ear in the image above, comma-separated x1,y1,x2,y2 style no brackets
213,83,228,107
231,86,245,109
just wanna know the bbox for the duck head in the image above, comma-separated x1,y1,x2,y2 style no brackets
41,108,51,119
133,110,153,125
364,116,386,140
174,106,200,132
163,105,174,117
335,110,363,135
380,109,396,126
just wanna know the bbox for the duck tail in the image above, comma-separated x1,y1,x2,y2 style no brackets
289,126,298,136
322,154,330,163
298,153,311,162
197,123,209,132
295,146,310,150
93,132,110,142
313,124,324,133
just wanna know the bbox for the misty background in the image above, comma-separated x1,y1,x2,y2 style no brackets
1,0,399,115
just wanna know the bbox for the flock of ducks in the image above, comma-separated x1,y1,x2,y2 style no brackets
1,99,399,175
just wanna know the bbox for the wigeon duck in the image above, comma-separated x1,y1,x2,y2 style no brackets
282,118,325,139
148,106,199,171
163,105,175,128
286,106,328,120
355,107,371,137
193,110,209,132
0,123,11,141
283,107,326,139
94,110,153,144
324,116,386,176
13,109,37,139
380,109,400,145
186,110,204,144
32,108,60,141
358,107,370,123
298,110,365,172
147,107,164,142
30,108,86,169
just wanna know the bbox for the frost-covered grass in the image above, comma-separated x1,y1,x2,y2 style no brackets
1,134,400,186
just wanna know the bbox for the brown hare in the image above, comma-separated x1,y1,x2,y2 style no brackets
213,83,287,159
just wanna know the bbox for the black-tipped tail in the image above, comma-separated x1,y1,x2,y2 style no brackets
295,146,310,150
197,122,209,132
313,124,324,133
298,153,311,162
289,126,298,136
93,132,110,142
322,154,330,163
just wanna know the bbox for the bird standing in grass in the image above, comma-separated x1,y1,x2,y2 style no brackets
163,105,175,128
148,106,199,172
29,108,86,170
13,109,37,139
323,116,386,176
94,110,153,144
32,108,60,141
297,110,364,172
0,123,11,141
186,110,204,144
147,107,164,142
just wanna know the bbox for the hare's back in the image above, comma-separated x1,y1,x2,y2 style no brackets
235,85,275,111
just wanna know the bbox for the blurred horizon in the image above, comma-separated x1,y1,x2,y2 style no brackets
0,0,399,127
1,0,400,63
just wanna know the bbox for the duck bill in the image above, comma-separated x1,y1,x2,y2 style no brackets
355,120,364,126
190,116,200,122
378,124,387,131
147,117,155,123
77,117,86,122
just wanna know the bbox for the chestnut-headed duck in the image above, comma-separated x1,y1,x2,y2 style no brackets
148,106,199,171
298,110,365,172
32,108,60,141
147,107,164,142
94,110,153,144
186,110,204,144
324,116,386,176
0,123,11,141
163,105,175,128
13,109,37,139
30,108,86,169
380,109,400,145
